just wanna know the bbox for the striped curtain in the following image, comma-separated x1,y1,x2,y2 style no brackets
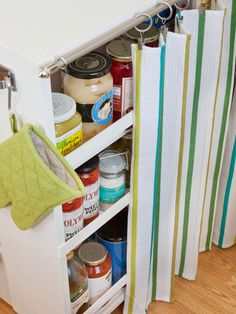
124,1,236,313
213,90,236,248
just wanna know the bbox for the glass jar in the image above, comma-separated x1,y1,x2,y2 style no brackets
126,22,159,47
63,52,113,142
62,198,84,241
78,242,112,305
76,156,100,225
67,251,89,314
99,150,126,211
106,38,133,122
96,208,128,284
52,93,83,156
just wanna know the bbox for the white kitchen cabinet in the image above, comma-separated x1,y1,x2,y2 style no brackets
0,1,176,313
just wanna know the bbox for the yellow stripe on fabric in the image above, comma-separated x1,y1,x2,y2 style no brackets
170,33,191,301
199,8,226,250
128,46,141,314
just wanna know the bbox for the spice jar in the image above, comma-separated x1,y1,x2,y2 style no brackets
52,93,83,156
99,150,126,210
126,22,159,47
62,198,84,241
76,156,100,225
63,52,113,142
78,242,112,305
96,208,128,284
106,38,133,122
67,251,89,314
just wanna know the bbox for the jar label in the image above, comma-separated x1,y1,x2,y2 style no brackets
84,181,99,219
63,205,84,241
113,78,133,115
91,90,113,125
88,269,112,305
56,123,83,156
100,184,126,203
71,287,89,314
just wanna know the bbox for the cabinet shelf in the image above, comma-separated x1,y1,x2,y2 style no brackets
59,192,130,257
84,275,127,314
65,111,133,170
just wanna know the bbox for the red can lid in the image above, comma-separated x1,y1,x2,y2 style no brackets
62,198,83,213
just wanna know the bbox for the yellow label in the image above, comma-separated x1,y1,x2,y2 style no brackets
57,125,83,156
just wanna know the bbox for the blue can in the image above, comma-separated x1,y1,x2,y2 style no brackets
96,208,128,284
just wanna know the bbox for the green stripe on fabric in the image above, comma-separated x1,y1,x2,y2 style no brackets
206,0,236,250
199,8,226,249
179,11,206,276
128,46,141,314
219,137,236,247
151,45,165,301
171,33,191,300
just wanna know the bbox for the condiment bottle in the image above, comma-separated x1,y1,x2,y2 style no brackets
76,156,100,225
63,52,113,142
99,150,126,211
52,93,83,156
62,198,84,241
67,251,89,314
78,242,112,305
106,38,133,122
126,22,159,47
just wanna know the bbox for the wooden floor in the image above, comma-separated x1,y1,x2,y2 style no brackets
1,245,236,314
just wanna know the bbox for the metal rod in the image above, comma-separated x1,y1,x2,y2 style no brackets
38,0,177,78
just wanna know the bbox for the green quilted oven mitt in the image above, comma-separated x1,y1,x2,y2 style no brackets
0,124,84,230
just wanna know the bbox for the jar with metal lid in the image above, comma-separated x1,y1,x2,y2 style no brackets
62,198,84,241
106,38,133,122
66,251,89,314
63,52,113,142
96,208,128,284
52,93,83,156
99,150,126,210
78,242,112,305
126,22,159,47
76,155,100,225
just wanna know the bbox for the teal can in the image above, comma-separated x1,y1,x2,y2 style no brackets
96,208,128,284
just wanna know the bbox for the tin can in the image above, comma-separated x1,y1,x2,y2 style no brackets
96,208,127,284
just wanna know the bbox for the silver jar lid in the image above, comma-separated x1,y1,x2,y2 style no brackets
106,38,132,61
78,242,108,266
99,150,126,175
126,22,159,44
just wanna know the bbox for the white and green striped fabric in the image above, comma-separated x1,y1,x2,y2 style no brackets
213,90,236,248
124,31,189,313
175,8,225,280
199,0,236,252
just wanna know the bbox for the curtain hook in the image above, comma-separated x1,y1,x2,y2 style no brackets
156,1,173,26
175,0,189,20
134,13,153,50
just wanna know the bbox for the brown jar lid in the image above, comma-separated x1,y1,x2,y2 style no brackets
78,242,108,266
66,251,74,261
106,38,132,61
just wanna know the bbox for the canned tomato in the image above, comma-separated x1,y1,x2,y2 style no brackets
76,156,100,225
106,38,133,122
78,242,112,305
96,208,127,284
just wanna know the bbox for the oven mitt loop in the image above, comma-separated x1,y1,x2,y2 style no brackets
0,124,84,230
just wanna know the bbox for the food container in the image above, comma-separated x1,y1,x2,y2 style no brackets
96,208,128,284
63,52,113,142
66,251,89,314
62,198,84,241
106,38,133,122
126,22,159,47
76,156,100,225
52,93,83,156
99,150,126,210
78,242,112,305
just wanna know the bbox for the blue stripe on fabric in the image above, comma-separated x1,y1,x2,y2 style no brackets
219,136,236,247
